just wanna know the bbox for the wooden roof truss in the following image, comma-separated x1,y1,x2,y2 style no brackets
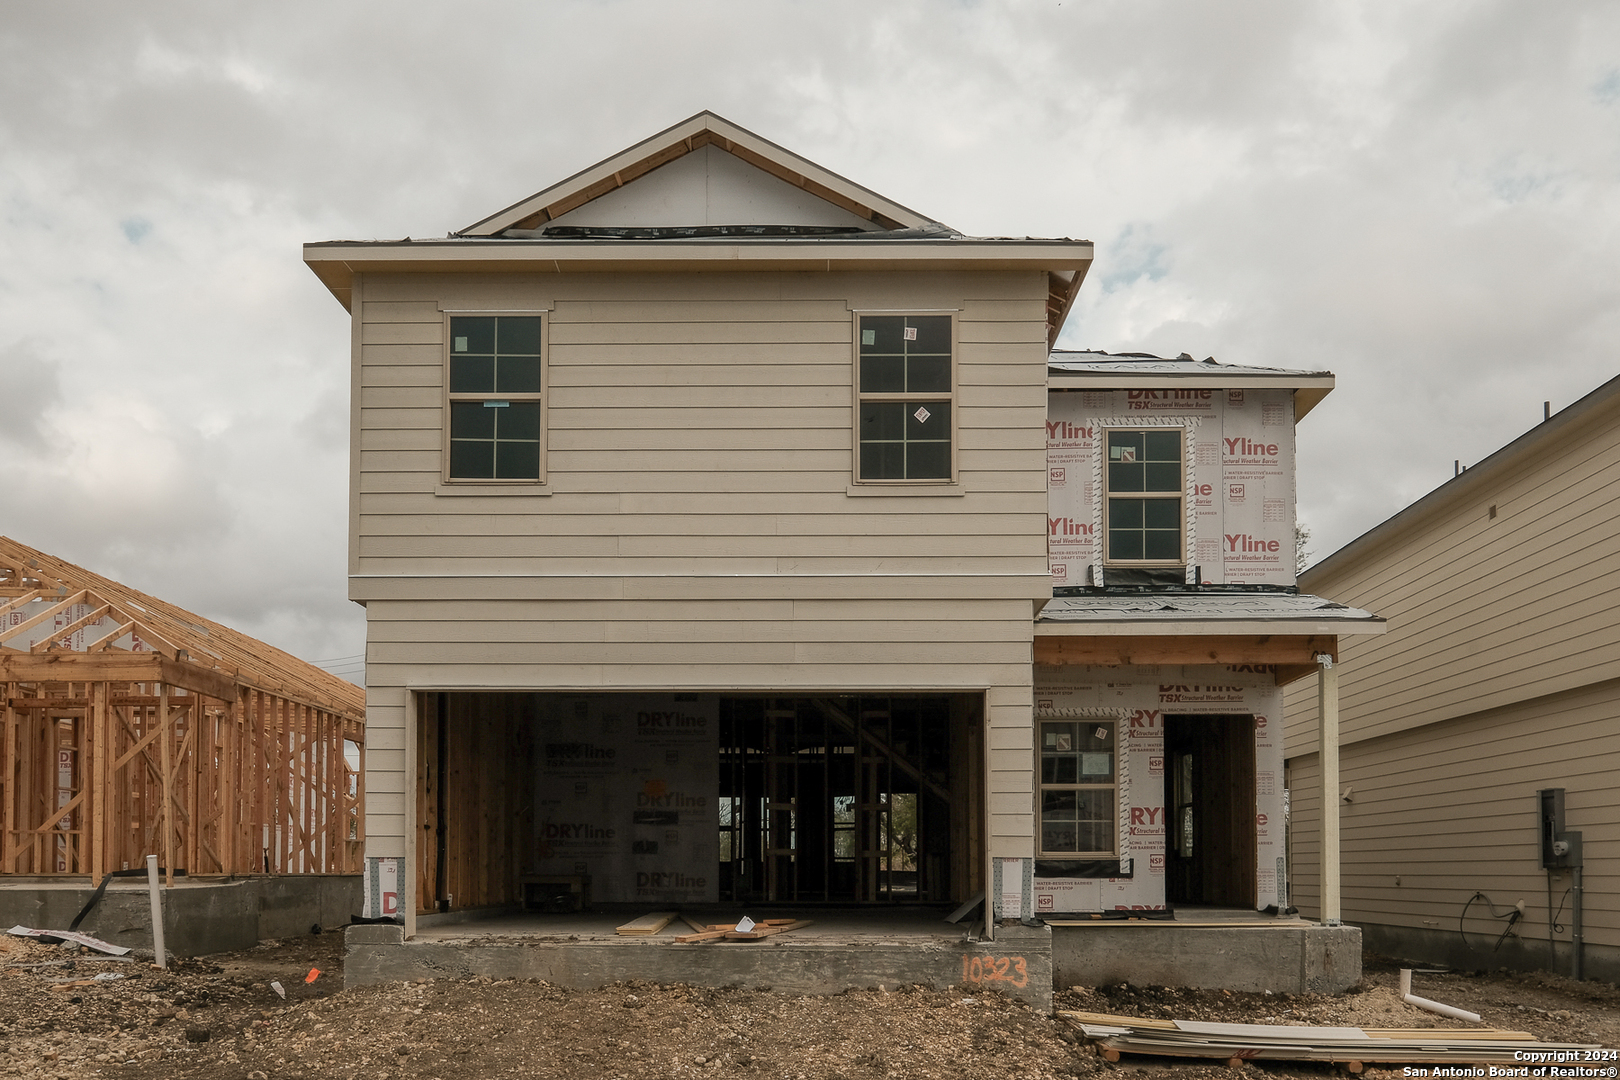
0,537,365,881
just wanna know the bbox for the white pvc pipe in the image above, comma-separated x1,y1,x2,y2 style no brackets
1400,969,1480,1023
146,855,167,969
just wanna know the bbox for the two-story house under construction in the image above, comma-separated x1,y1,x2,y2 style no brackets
304,113,1382,1000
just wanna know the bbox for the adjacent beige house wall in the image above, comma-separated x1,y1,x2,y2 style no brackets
1284,377,1620,976
349,269,1054,888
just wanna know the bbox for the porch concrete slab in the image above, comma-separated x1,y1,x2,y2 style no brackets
346,911,1054,1012
1052,920,1361,994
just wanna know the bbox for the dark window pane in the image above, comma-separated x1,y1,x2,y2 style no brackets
450,316,495,355
499,402,542,441
1042,791,1078,816
497,317,541,355
860,315,905,356
495,440,540,479
905,400,948,438
1075,821,1112,853
1144,429,1181,461
449,440,494,479
1145,529,1181,561
1109,499,1144,528
1109,462,1145,492
450,355,495,394
907,355,950,393
450,401,495,439
860,402,905,441
860,441,905,479
1108,430,1144,461
495,357,542,394
1143,498,1180,528
860,355,904,393
908,441,950,479
1144,462,1181,492
1109,529,1144,561
909,315,951,354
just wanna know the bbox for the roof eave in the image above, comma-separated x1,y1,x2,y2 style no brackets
1033,616,1387,637
302,239,1095,305
1047,371,1335,421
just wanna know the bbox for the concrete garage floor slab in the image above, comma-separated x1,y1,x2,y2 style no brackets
347,907,1056,1011
344,906,1361,1010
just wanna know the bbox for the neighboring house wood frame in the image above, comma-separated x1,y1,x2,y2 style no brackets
0,536,366,883
1284,372,1620,981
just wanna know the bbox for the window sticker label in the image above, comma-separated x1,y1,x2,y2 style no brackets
913,406,931,424
903,326,918,341
861,329,876,345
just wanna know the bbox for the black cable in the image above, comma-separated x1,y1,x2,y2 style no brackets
1459,891,1522,952
1550,888,1571,935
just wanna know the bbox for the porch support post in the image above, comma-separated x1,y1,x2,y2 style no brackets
1316,655,1341,926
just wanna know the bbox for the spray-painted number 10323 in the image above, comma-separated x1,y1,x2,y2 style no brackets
961,955,1029,989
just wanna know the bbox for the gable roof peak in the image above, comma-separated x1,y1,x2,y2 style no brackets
457,110,950,238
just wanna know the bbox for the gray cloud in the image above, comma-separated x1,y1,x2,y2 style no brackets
2,0,1616,660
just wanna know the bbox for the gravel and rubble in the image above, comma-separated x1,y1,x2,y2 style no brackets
1,930,1614,1079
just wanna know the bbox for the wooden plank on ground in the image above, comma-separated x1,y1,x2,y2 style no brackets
616,911,679,936
674,930,731,943
722,919,813,941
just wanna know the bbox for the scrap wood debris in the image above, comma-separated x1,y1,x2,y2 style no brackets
673,915,814,943
1060,1010,1603,1070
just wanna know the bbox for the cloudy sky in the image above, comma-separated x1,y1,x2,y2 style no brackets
3,1,1617,681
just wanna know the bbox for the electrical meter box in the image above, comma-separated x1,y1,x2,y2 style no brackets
1538,788,1583,869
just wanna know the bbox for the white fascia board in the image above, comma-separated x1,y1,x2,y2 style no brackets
1047,372,1335,392
302,240,1095,297
1032,618,1388,637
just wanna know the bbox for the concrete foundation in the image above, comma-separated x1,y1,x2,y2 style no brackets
1358,921,1619,984
345,911,1054,1012
0,875,360,957
1052,921,1362,994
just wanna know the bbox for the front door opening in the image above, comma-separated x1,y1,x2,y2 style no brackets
1163,714,1257,909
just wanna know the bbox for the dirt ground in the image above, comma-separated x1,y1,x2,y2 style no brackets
1,929,1615,1080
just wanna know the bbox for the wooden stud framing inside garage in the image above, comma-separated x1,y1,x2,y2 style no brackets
0,536,365,881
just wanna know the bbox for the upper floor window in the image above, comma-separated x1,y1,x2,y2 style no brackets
446,315,544,482
855,314,954,482
1104,428,1183,565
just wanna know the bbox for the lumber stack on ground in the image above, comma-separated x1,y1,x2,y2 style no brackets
1059,1011,1599,1071
615,912,678,936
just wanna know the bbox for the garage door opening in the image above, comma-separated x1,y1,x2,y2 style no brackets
414,691,983,917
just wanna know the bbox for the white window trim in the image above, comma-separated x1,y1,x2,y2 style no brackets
1034,708,1131,861
440,308,550,488
1090,416,1201,579
849,309,960,488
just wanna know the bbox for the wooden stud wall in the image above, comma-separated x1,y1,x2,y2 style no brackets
0,679,364,878
414,692,531,914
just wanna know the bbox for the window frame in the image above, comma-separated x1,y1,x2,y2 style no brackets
850,310,959,486
441,309,548,486
1036,719,1120,859
1101,426,1186,567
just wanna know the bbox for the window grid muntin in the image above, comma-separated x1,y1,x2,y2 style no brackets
446,313,545,483
855,313,955,483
